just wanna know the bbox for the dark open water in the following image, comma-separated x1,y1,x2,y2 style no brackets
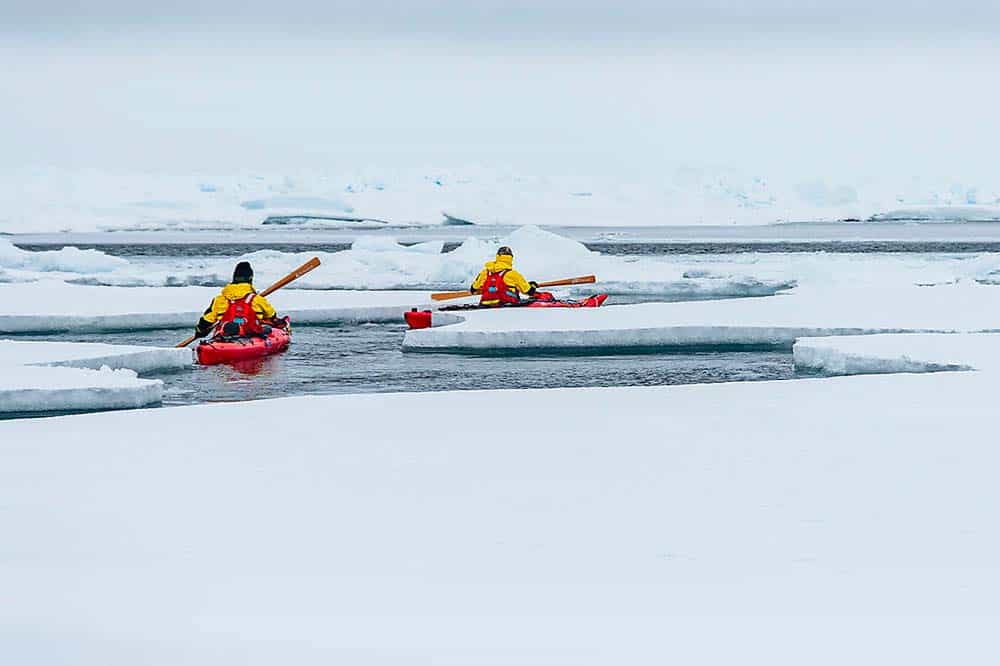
18,325,794,407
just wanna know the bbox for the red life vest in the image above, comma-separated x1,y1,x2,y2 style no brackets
480,269,521,305
216,293,264,336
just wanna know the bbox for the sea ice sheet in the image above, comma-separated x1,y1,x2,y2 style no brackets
3,369,1000,662
404,283,1000,352
793,332,1000,375
0,339,192,414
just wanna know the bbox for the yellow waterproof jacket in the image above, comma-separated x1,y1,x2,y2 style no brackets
471,255,533,304
202,283,277,324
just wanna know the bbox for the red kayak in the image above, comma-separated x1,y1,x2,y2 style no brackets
406,293,608,329
196,326,291,365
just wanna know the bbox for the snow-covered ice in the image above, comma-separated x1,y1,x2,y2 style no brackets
0,281,433,333
404,283,1000,352
10,226,1000,301
0,340,191,414
18,222,1000,308
4,165,1000,233
0,237,127,274
0,339,192,374
0,365,163,414
4,369,1000,662
794,332,1000,375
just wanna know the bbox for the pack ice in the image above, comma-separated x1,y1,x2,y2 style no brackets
0,230,797,301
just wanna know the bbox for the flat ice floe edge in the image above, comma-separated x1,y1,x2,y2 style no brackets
0,366,164,415
0,340,193,415
793,332,1000,375
403,285,1000,352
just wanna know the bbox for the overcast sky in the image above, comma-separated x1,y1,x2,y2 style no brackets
2,1,997,180
5,1,1000,37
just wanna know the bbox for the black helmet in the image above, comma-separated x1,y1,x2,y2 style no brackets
232,261,254,284
496,246,513,257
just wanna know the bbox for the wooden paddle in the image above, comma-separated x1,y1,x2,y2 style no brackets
430,274,597,302
175,256,322,348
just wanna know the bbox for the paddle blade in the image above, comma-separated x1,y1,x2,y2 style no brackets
175,335,196,349
260,256,322,297
536,275,596,288
431,289,475,302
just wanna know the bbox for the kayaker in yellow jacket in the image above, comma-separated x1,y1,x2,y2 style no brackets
470,246,539,306
194,261,285,338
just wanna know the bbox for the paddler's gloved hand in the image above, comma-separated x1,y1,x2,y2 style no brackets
194,318,213,338
528,281,539,295
271,316,290,329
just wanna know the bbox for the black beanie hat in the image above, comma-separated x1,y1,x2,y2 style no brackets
233,261,254,283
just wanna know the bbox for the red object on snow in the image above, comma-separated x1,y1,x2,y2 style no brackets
405,309,433,329
196,326,291,365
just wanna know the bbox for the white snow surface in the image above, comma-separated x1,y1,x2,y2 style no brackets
404,283,1000,351
793,332,1000,375
4,372,1000,663
0,281,433,333
0,339,192,374
3,165,1000,233
0,340,190,414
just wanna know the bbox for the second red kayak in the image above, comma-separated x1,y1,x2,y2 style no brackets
196,326,291,365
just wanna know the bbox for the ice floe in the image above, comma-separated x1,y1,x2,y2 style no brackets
0,366,163,415
404,284,1000,352
0,339,192,374
0,340,192,415
0,282,433,333
794,333,1000,375
0,238,127,281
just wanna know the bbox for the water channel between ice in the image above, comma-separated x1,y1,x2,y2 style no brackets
17,325,795,407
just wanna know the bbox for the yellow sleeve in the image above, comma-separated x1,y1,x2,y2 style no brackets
505,269,533,294
471,268,488,291
253,294,277,319
202,294,229,324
